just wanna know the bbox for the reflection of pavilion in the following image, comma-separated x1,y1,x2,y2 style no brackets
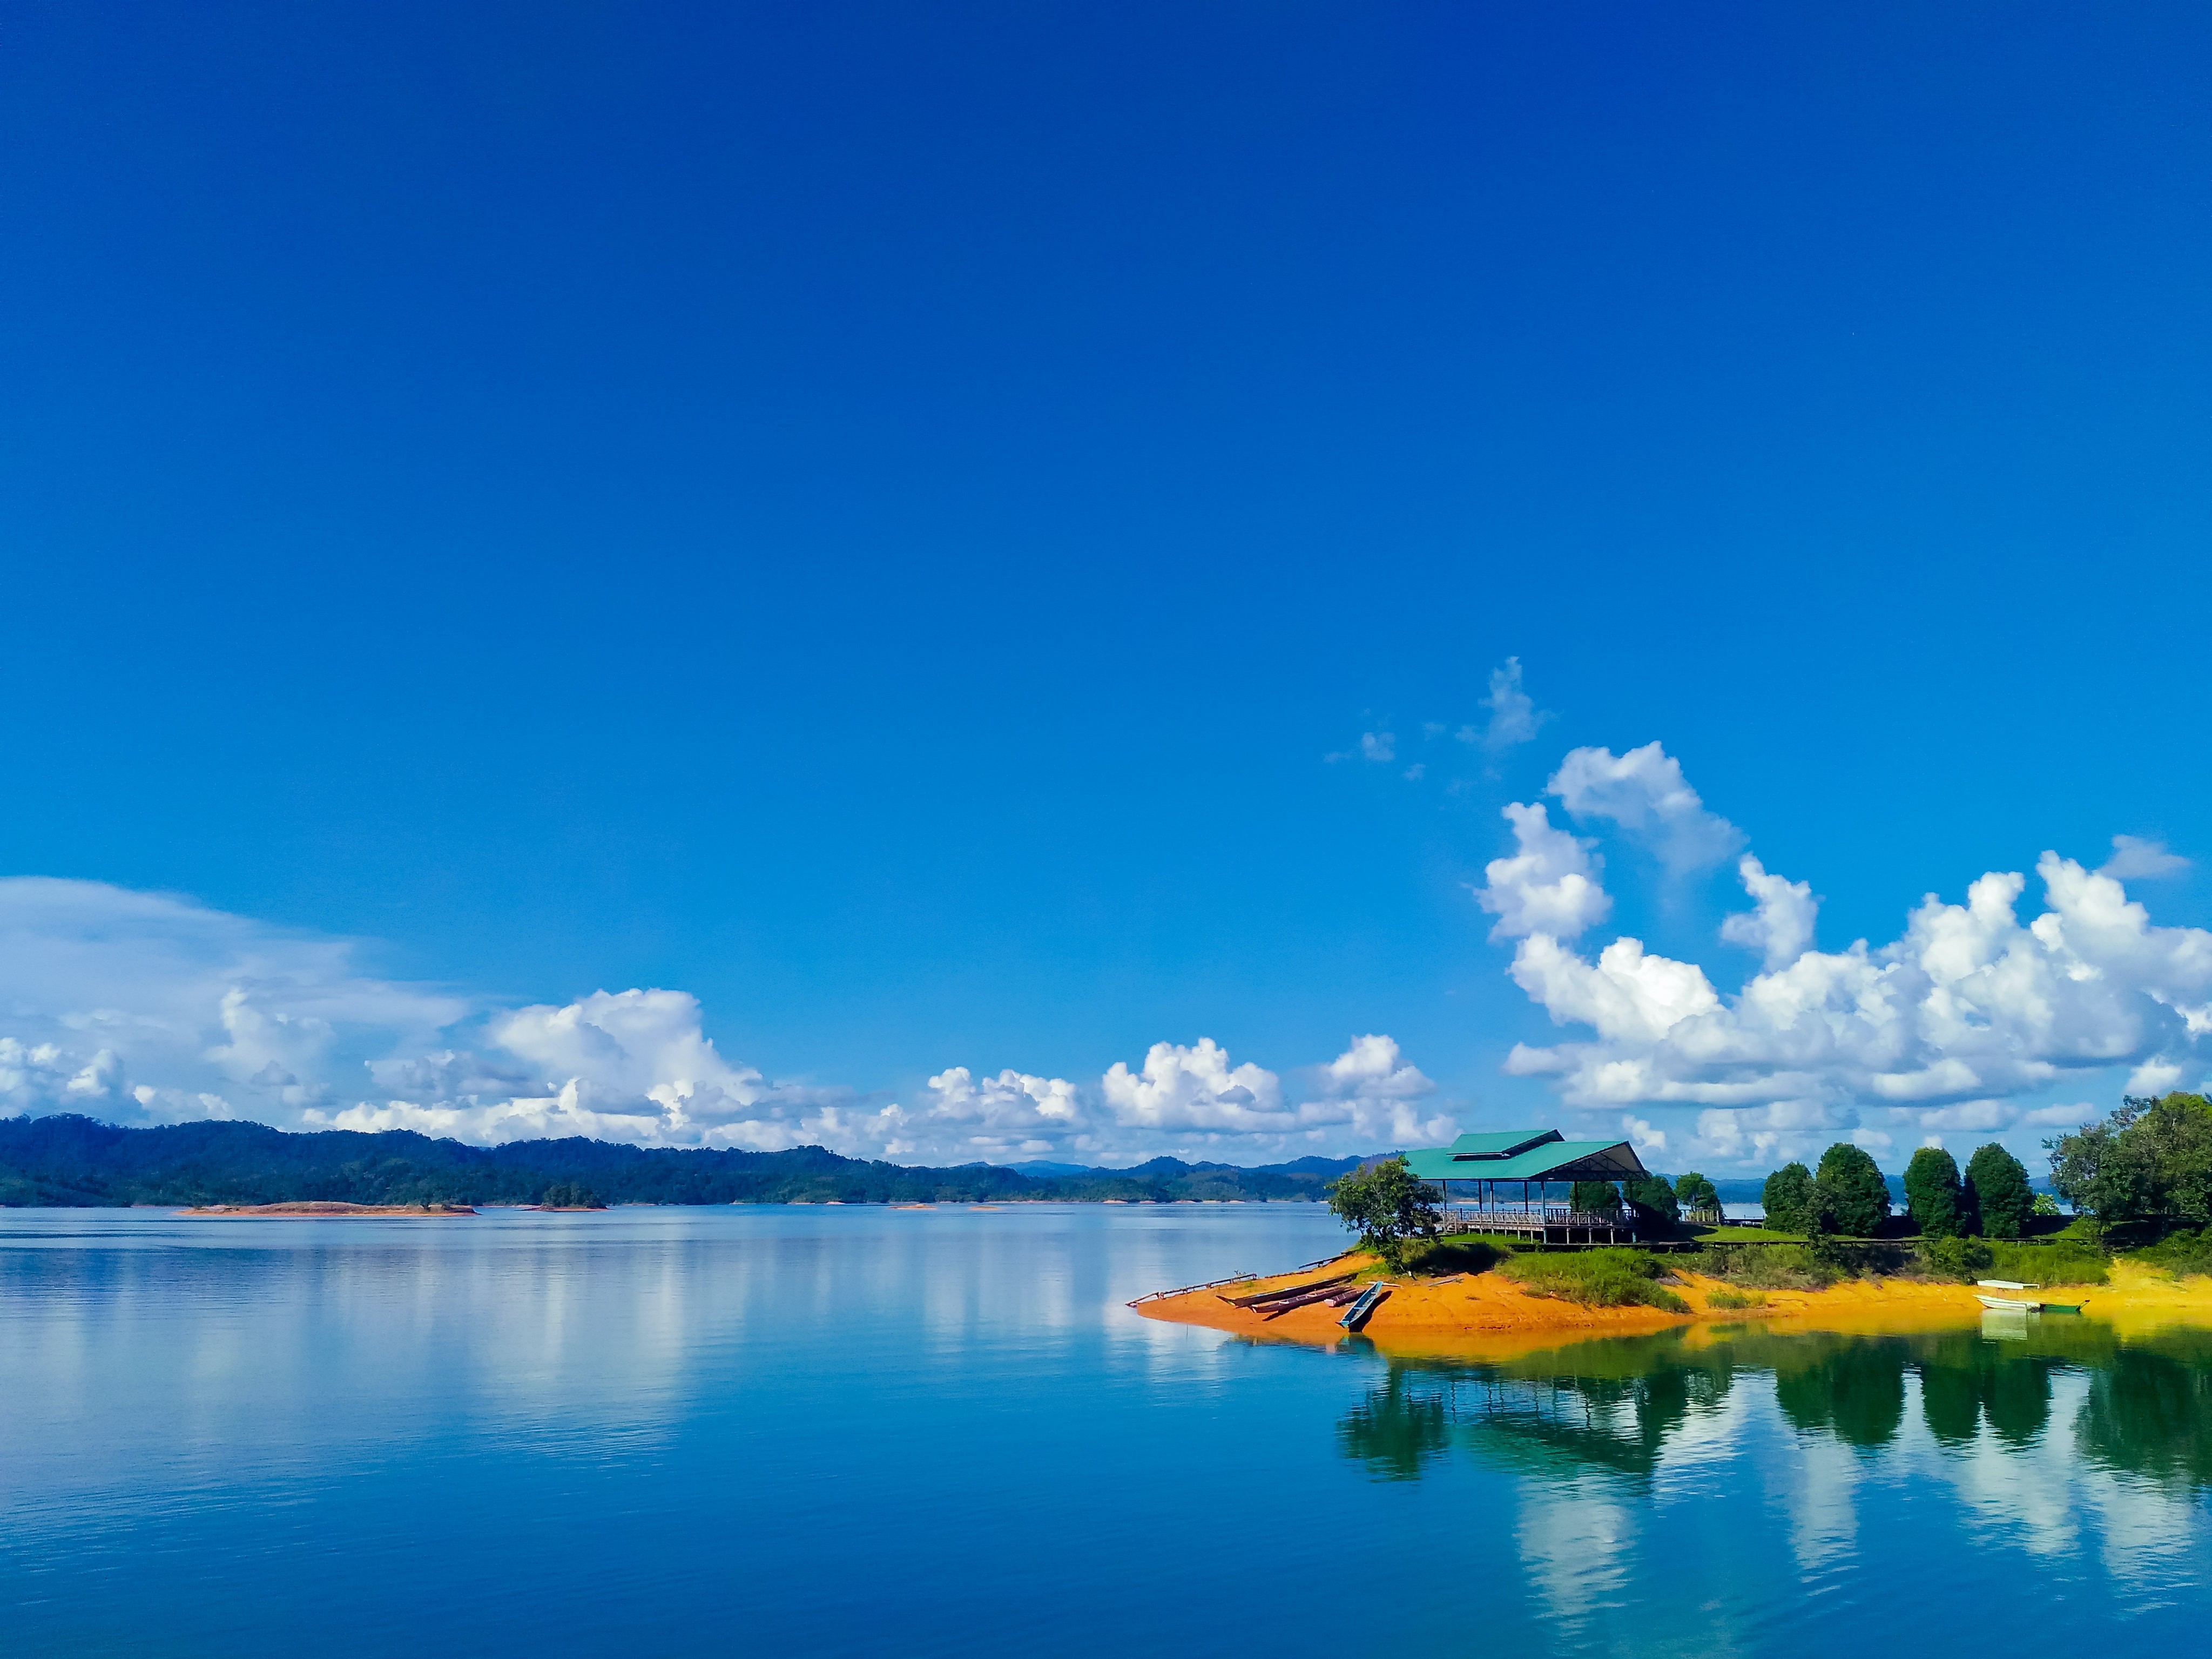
1403,1129,1650,1244
1338,1349,1728,1482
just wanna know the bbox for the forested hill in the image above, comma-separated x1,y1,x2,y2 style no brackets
0,1115,1360,1208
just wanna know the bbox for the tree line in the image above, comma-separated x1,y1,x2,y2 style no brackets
0,1114,1363,1209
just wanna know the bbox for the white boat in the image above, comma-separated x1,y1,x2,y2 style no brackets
1977,1293,2039,1311
1976,1279,2040,1291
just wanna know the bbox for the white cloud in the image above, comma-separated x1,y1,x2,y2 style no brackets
2126,1057,2184,1095
2101,835,2189,880
0,877,463,1124
313,989,856,1152
1458,657,1547,752
1490,740,2212,1166
1548,742,1745,872
1,879,1453,1165
1101,1038,1289,1134
1719,855,1818,970
1476,802,1612,940
881,1066,1086,1160
1514,853,2212,1113
1302,1034,1455,1144
1508,934,1722,1046
1891,1098,2019,1134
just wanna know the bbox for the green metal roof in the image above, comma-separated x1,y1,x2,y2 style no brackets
1445,1129,1563,1159
1402,1138,1648,1183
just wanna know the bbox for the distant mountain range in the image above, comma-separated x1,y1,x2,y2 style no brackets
0,1115,1365,1208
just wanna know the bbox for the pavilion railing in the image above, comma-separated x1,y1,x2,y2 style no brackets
1435,1205,1626,1233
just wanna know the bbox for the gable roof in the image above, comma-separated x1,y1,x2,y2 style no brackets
1444,1129,1563,1160
1402,1138,1648,1184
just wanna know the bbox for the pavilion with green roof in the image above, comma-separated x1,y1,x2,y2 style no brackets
1402,1129,1650,1245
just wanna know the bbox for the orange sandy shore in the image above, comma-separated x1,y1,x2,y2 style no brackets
1135,1255,2212,1360
178,1202,478,1217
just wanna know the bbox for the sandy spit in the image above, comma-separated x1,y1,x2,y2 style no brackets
1135,1253,2212,1359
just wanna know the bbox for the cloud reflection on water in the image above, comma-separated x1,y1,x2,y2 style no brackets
1334,1319,2212,1623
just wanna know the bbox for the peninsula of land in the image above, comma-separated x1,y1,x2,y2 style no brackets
1136,1250,2212,1355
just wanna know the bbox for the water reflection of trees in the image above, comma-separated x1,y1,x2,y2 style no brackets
1337,1332,1730,1482
2075,1331,2212,1488
1335,1323,2212,1489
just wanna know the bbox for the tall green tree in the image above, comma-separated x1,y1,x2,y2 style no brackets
1326,1156,1440,1270
1964,1142,2034,1240
1814,1143,1891,1236
1623,1174,1680,1226
1674,1172,1720,1215
2049,1094,2212,1228
1902,1146,1965,1238
1762,1162,1817,1233
1570,1179,1624,1217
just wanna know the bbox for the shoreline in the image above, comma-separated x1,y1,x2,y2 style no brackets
1134,1253,2212,1355
177,1202,478,1218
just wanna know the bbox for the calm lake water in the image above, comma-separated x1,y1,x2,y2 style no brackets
3,1205,2209,1656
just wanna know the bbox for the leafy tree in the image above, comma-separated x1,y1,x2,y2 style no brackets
1570,1179,1623,1217
2049,1094,2212,1228
1622,1174,1680,1227
1964,1143,2033,1240
1813,1143,1891,1237
1762,1162,1817,1233
1327,1156,1440,1270
1901,1146,1965,1238
1674,1172,1720,1215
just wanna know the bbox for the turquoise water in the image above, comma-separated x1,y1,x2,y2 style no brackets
3,1205,2208,1655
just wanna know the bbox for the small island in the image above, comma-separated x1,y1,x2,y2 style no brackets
179,1201,478,1217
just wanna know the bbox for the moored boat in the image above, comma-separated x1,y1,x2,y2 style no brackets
1340,1282,1390,1331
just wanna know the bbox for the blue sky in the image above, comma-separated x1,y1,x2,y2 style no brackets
4,3,2211,1172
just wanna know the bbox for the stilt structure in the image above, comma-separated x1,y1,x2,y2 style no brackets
1402,1130,1650,1245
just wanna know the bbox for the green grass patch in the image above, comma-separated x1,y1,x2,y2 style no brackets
1682,1224,1808,1244
1704,1287,1768,1310
1500,1247,1690,1313
2133,1229,2212,1280
1985,1238,2108,1285
1696,1242,1844,1290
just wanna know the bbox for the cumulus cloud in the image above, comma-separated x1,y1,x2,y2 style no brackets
866,1035,1456,1165
1101,1038,1289,1134
1510,855,2212,1113
315,988,859,1150
1548,742,1745,872
1719,856,1819,970
1458,658,1547,753
1492,781,2212,1166
0,878,1458,1163
876,1067,1085,1161
1303,1034,1455,1144
1475,802,1612,941
2101,835,2190,880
